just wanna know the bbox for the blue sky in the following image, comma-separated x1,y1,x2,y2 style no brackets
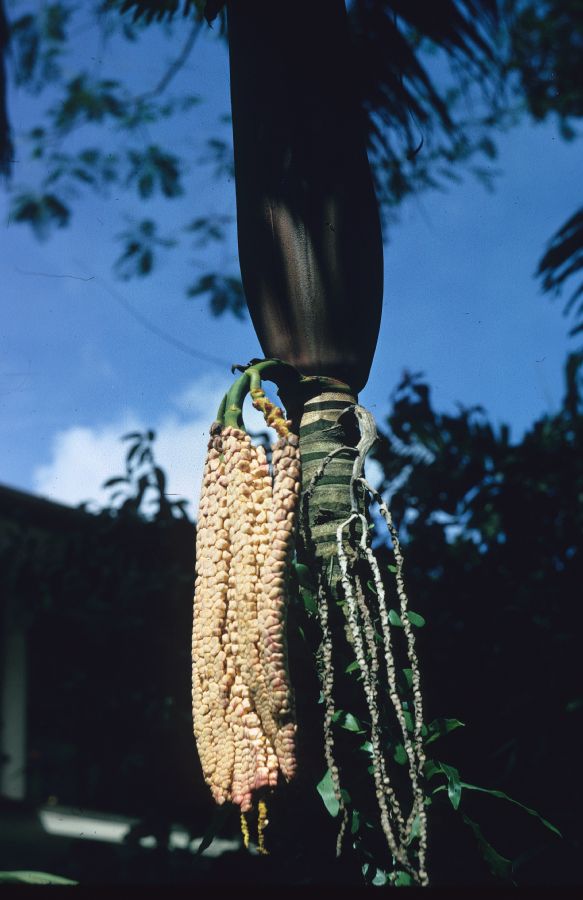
0,10,580,515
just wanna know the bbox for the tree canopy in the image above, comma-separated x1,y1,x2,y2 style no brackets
1,0,582,330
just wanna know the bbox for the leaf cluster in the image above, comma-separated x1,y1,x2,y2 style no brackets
4,0,583,324
102,428,191,519
9,2,70,92
537,207,583,335
349,0,508,223
363,354,582,883
299,560,559,885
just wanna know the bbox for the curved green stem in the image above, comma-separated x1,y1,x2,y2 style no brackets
223,371,251,429
246,358,301,393
215,357,355,432
215,392,227,426
216,358,299,430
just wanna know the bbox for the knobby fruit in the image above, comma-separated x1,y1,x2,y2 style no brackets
192,409,300,813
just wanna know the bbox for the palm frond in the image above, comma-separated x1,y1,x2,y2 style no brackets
537,207,583,331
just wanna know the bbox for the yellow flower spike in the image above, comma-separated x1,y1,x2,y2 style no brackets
257,799,269,855
250,387,290,439
240,811,250,849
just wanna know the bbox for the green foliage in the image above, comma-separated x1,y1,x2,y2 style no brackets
2,1,234,311
126,145,183,198
506,0,583,125
43,148,120,190
332,710,365,734
460,815,514,881
507,1,583,334
387,608,426,627
537,208,583,335
348,0,509,223
52,73,126,132
187,272,246,318
366,355,582,883
434,761,462,809
424,717,465,744
445,782,562,837
316,769,340,818
1,0,582,339
3,0,583,324
102,428,191,518
9,2,71,91
184,213,232,246
197,136,234,179
117,0,209,24
115,218,176,279
313,650,561,884
297,516,559,883
294,355,582,884
9,190,69,238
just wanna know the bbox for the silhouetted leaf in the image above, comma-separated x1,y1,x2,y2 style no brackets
10,191,70,239
126,145,183,198
10,4,70,91
538,206,583,332
153,466,166,493
300,588,317,615
459,783,561,837
184,214,232,246
53,74,126,132
120,0,206,25
425,717,465,745
195,801,233,856
293,562,315,590
103,477,129,488
115,219,176,279
461,815,514,882
126,442,142,464
187,274,246,319
198,137,234,179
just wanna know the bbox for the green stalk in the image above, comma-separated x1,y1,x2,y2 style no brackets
216,358,303,431
222,371,251,429
215,392,227,426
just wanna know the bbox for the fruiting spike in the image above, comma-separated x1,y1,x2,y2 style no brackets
192,372,300,819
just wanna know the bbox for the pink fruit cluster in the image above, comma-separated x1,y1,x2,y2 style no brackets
192,418,300,812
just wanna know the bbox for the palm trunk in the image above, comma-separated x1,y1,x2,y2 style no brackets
227,0,382,564
298,386,358,584
227,0,383,394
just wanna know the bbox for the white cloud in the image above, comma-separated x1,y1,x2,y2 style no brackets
33,418,142,512
32,376,308,519
33,374,233,518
